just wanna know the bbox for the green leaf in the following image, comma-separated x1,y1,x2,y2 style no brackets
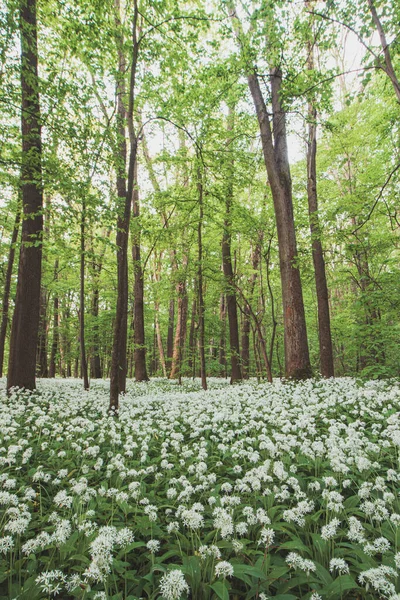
210,581,229,600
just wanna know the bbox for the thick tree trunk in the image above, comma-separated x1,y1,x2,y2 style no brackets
0,208,20,378
49,260,59,378
229,6,311,379
197,164,207,390
110,0,140,409
7,0,43,391
247,71,311,379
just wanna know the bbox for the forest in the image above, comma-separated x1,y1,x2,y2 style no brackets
0,0,400,598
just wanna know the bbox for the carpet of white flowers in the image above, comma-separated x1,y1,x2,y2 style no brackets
1,377,400,600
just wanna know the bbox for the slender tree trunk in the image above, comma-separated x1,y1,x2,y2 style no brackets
241,233,262,378
7,0,43,391
49,260,59,378
90,284,102,379
169,258,188,380
306,27,334,378
222,109,242,383
167,299,175,369
132,162,149,382
188,291,197,375
219,294,227,377
197,164,207,390
153,254,167,377
367,0,400,103
80,208,89,390
0,208,21,378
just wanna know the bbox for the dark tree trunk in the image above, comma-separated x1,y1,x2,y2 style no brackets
247,70,311,379
197,164,207,390
218,294,227,377
90,285,102,379
0,208,20,378
306,35,334,378
222,111,242,383
110,0,141,409
132,163,149,382
49,260,59,378
188,291,197,375
80,208,89,390
36,286,48,377
167,299,175,369
7,0,43,391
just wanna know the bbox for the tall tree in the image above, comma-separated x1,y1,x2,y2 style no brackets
7,0,44,391
222,107,242,383
110,0,140,409
306,5,334,377
0,207,20,377
228,3,312,379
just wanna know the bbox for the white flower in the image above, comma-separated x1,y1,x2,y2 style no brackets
0,536,14,554
329,558,349,575
146,539,160,554
159,569,189,600
215,561,234,578
321,518,340,540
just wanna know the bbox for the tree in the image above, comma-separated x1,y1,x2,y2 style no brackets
228,2,312,379
7,0,44,391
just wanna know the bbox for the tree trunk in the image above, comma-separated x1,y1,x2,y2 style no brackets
229,6,311,379
197,164,207,390
241,233,262,378
132,162,149,382
367,0,400,103
110,0,141,409
188,291,197,375
0,208,21,378
248,71,311,379
169,258,188,380
222,108,242,383
218,294,227,377
80,208,89,390
306,28,334,378
7,0,43,391
49,260,59,378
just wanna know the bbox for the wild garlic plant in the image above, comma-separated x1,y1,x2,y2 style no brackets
1,376,400,599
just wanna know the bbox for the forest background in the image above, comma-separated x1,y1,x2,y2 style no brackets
0,0,399,403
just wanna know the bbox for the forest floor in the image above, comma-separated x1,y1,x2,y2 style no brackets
0,376,400,600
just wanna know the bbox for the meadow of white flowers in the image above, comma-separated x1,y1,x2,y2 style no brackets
1,376,400,600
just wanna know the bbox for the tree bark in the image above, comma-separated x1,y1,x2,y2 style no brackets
7,0,43,391
169,257,188,380
0,208,20,378
197,163,207,390
80,207,89,390
306,36,334,378
229,6,311,379
222,107,242,383
49,260,59,378
367,0,400,103
132,161,149,382
110,0,141,409
241,232,262,378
